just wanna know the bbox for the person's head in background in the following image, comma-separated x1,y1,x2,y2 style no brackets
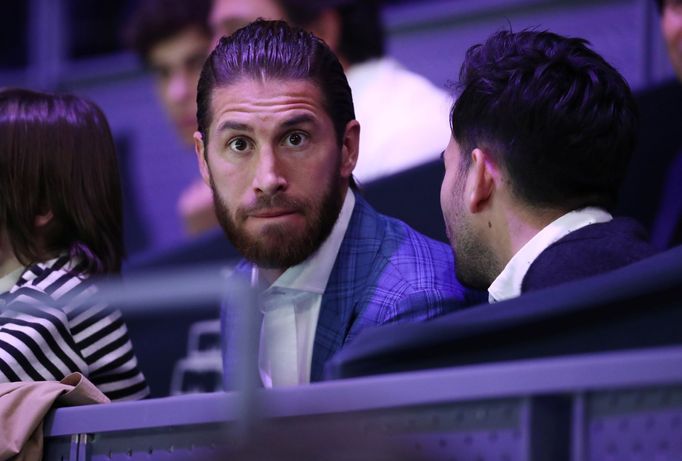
209,0,384,71
440,30,637,290
210,0,285,45
279,0,385,71
0,88,124,276
125,0,211,145
194,20,358,279
657,0,682,81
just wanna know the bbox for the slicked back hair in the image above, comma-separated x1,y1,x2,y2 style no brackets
450,30,637,211
0,88,124,274
196,19,355,149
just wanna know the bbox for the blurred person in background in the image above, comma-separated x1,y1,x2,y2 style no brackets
441,30,656,303
210,0,285,40
125,0,219,235
616,0,682,249
195,20,475,388
210,0,452,184
661,0,682,79
0,88,149,401
649,0,682,248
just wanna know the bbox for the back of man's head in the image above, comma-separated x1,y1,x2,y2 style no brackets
196,19,355,147
451,30,637,212
280,0,385,65
125,0,211,63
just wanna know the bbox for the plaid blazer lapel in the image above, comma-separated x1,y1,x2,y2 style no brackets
310,196,384,382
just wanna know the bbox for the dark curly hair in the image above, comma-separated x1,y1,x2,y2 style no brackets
450,29,638,211
124,0,211,63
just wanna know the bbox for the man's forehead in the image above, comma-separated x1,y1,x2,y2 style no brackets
208,78,328,127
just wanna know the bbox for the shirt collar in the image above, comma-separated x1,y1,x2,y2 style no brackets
488,207,613,303
254,189,356,295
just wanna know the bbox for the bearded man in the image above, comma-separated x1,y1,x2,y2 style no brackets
194,20,478,387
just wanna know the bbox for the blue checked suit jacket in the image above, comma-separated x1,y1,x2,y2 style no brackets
222,194,477,385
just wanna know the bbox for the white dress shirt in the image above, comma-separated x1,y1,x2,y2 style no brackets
256,190,356,387
346,57,453,183
488,207,613,303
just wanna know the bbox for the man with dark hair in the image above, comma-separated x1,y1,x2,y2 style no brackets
209,0,452,184
194,20,473,386
125,0,218,235
441,30,656,302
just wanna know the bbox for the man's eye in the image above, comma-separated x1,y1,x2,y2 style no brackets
283,132,308,147
227,137,251,152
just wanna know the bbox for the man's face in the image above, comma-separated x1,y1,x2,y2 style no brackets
662,0,682,81
210,0,285,46
148,26,210,144
440,136,496,290
195,78,356,270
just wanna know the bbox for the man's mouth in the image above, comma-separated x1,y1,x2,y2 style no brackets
249,209,298,219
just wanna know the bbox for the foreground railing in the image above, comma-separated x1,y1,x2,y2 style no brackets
43,345,682,461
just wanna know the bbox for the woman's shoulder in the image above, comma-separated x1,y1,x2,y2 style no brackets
12,254,92,301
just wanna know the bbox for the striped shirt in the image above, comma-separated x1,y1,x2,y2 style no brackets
0,255,149,401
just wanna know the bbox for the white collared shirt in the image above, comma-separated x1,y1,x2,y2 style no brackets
256,190,356,387
488,207,613,303
346,57,452,183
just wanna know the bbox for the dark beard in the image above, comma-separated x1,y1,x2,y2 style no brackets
445,171,499,291
451,216,499,291
211,174,345,271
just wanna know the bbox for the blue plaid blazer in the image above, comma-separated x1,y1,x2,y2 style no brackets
222,194,475,385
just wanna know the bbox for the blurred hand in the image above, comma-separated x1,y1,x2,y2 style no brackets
178,178,219,235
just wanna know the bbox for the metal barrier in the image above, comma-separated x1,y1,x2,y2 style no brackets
43,346,682,461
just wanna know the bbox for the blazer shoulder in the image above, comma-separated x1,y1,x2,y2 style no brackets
359,204,460,296
522,218,657,292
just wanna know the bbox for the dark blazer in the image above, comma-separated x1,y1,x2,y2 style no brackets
222,193,479,386
522,218,657,292
327,240,677,382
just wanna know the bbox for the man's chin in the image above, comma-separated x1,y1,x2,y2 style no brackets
232,224,316,269
241,239,313,270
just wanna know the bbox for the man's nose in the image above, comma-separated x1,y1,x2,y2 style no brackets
252,149,288,196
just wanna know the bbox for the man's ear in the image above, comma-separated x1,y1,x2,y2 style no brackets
466,148,498,214
194,131,211,186
340,120,360,179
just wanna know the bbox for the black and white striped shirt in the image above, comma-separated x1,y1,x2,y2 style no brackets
0,255,149,401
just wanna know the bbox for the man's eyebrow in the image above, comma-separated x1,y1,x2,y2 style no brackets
217,120,253,132
281,114,316,128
